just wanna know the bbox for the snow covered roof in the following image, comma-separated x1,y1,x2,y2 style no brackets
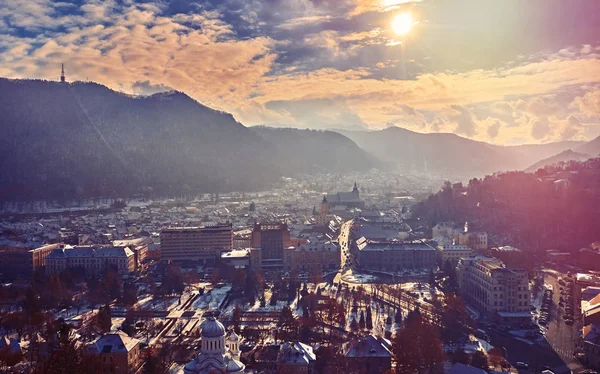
344,335,392,358
277,342,315,365
92,331,139,353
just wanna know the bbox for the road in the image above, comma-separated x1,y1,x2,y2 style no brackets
485,270,585,374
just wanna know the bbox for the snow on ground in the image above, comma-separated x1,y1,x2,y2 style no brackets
191,285,231,310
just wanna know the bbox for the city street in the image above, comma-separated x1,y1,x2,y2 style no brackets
485,270,585,374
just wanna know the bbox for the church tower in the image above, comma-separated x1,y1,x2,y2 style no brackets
60,63,66,83
352,182,359,198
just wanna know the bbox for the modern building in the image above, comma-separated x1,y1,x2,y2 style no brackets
88,331,142,374
0,243,62,280
323,182,365,209
456,256,530,319
46,245,135,275
344,335,393,374
436,244,473,266
160,224,233,264
276,341,316,374
283,241,340,272
251,223,290,269
354,238,437,272
184,313,245,374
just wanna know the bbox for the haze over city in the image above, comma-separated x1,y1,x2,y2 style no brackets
1,1,600,374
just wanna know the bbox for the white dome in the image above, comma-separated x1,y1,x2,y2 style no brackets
200,316,226,338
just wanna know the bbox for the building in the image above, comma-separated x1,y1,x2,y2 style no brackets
436,244,473,266
0,243,62,280
324,182,365,209
456,256,530,319
276,342,316,374
88,331,142,374
459,231,488,251
160,224,233,264
283,241,340,272
344,335,393,374
432,222,488,250
356,220,412,241
46,245,135,276
582,323,600,369
184,313,245,374
354,238,437,272
113,238,150,268
251,223,290,269
233,229,252,249
221,249,252,269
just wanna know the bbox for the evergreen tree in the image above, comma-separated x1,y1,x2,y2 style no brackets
359,310,366,330
366,306,373,330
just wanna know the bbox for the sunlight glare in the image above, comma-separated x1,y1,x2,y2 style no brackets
392,12,413,36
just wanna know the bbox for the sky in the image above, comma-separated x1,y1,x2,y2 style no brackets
1,0,600,144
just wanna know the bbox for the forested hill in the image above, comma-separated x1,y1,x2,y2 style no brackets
412,158,600,252
251,126,376,173
0,78,372,201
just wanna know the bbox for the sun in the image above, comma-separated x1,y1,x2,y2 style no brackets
392,12,413,36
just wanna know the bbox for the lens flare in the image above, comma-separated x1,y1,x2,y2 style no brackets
392,12,413,36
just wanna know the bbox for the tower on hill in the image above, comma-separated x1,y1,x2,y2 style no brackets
60,63,66,83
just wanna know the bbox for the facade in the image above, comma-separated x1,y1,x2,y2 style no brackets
582,323,600,369
355,238,437,272
459,232,488,251
46,245,135,275
344,335,392,374
113,238,150,268
160,224,233,264
436,244,473,266
432,222,488,250
0,243,62,280
251,223,290,268
283,241,340,272
324,183,365,209
276,342,316,374
184,314,245,374
88,331,142,374
456,256,530,317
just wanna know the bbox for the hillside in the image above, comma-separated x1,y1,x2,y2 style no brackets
577,135,600,157
412,158,600,252
251,127,376,174
0,78,369,201
525,149,590,172
337,127,583,178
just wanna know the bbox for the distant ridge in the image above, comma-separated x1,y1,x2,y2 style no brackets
336,126,586,178
525,149,590,172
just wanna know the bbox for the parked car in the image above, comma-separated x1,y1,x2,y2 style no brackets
516,362,529,369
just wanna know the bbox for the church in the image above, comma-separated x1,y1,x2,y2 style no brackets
184,313,245,374
323,182,365,209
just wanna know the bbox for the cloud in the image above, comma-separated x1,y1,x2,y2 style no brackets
571,89,600,116
449,105,476,137
531,118,551,140
487,119,501,139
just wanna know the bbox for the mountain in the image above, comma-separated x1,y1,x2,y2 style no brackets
525,149,590,172
0,78,369,201
337,127,583,178
251,127,376,174
576,135,600,157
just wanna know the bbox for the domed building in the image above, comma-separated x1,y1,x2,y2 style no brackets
184,313,245,374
